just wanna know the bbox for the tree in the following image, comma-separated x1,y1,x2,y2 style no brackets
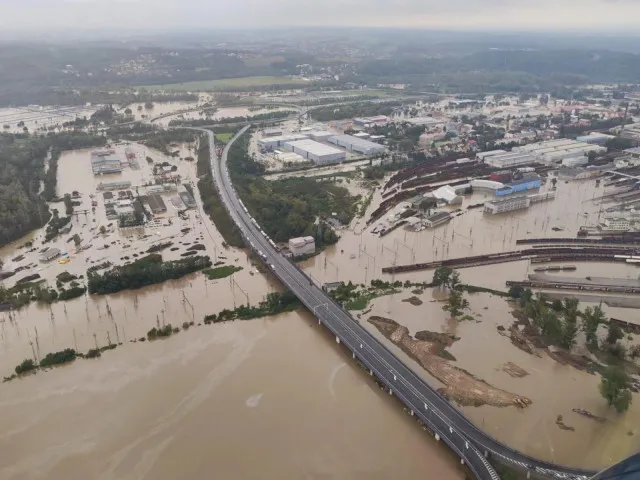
442,270,469,318
99,225,107,235
551,299,563,312
72,234,81,246
563,298,580,324
551,177,558,187
443,288,469,319
583,305,606,348
599,366,633,413
124,108,133,116
508,285,524,299
606,324,624,345
587,150,598,162
560,321,578,350
432,266,454,288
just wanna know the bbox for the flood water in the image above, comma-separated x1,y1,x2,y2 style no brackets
297,174,640,469
362,289,640,469
0,311,465,480
0,143,465,479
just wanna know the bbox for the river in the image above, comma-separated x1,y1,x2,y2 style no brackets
0,143,465,479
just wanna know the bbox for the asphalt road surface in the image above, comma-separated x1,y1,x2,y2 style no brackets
194,125,597,480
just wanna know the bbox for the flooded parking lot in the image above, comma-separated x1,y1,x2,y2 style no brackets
0,140,466,480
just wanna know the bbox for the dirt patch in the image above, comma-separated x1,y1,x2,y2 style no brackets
502,362,529,378
402,296,423,306
414,330,459,348
411,288,424,295
368,316,532,409
547,348,599,375
556,415,575,432
572,408,606,423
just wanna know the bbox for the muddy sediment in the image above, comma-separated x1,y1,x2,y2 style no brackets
402,296,423,306
368,316,532,409
502,362,529,378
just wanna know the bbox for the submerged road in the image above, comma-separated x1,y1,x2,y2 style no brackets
195,125,597,480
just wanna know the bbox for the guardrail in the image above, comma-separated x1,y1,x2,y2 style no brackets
200,125,596,480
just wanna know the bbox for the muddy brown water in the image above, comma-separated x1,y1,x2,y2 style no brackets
359,288,640,469
0,311,465,480
298,175,640,469
0,145,464,479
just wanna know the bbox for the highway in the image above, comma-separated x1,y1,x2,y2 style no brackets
197,125,597,480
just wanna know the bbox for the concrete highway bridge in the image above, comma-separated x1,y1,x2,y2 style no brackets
190,125,599,480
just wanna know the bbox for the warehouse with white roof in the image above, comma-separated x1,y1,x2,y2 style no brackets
258,134,308,149
283,139,346,165
327,134,388,155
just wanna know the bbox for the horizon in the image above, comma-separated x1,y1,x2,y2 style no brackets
2,0,640,37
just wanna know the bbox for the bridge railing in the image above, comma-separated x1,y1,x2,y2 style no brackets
210,125,595,480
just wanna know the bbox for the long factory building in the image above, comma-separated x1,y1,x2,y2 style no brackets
259,130,387,164
328,134,387,155
479,138,606,168
283,139,346,164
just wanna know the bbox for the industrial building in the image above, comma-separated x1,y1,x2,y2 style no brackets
309,130,334,141
353,115,390,126
495,175,542,196
258,134,308,149
39,247,61,262
424,212,452,228
273,150,307,164
144,194,167,215
484,196,530,214
470,179,505,191
481,151,538,168
91,151,122,175
404,117,445,127
288,236,316,257
283,139,346,165
619,123,640,145
513,139,605,164
576,132,615,145
327,134,387,155
263,128,283,137
476,150,507,162
179,190,197,209
97,181,131,191
432,185,463,205
604,217,631,231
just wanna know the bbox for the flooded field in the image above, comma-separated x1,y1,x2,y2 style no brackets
0,141,465,480
301,177,640,324
359,289,640,469
0,311,465,480
0,105,97,134
294,173,640,469
152,106,295,128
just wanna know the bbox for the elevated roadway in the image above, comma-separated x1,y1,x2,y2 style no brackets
195,125,598,480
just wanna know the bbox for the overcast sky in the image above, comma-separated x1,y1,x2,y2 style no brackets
2,0,640,33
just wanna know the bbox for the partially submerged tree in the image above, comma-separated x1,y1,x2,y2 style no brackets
599,366,633,413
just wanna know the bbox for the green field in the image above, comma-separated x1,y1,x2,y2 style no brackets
203,265,243,280
214,132,233,144
142,76,309,92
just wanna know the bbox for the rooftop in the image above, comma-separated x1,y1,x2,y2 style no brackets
284,139,344,156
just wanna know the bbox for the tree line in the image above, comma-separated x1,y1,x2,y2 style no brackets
88,254,212,295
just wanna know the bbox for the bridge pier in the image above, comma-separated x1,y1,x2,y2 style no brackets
335,336,340,344
460,458,464,466
352,352,355,359
369,369,373,376
410,410,414,416
388,388,393,396
435,434,440,442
